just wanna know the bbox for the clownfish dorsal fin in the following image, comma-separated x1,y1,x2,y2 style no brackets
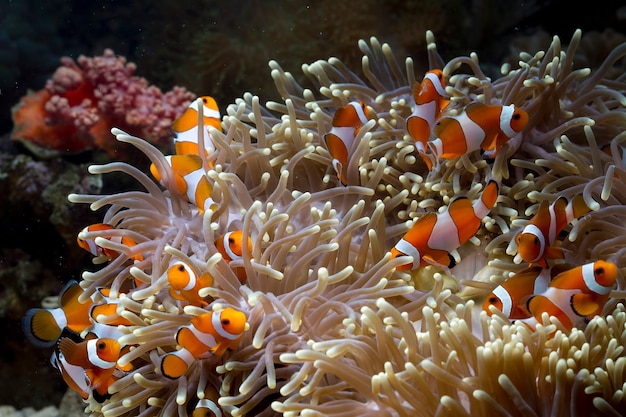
550,263,574,279
172,104,199,133
529,200,551,229
412,80,423,100
405,211,438,243
332,103,366,128
464,102,488,113
58,337,82,365
571,293,600,317
464,102,492,126
59,281,82,308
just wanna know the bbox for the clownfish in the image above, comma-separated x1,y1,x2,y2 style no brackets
323,101,372,185
482,264,572,319
89,287,134,328
23,281,93,348
192,384,223,417
215,230,252,282
390,180,499,270
406,69,449,155
515,195,591,267
520,260,618,331
150,154,217,213
77,223,143,263
167,262,214,307
173,96,221,157
54,337,122,400
160,307,247,379
428,102,528,163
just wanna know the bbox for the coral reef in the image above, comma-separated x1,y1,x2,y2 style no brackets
45,28,626,417
10,50,196,158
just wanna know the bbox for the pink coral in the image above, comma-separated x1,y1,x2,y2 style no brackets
11,49,196,157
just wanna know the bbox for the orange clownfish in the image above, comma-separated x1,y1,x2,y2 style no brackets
323,101,371,185
77,223,143,263
89,287,134,328
173,96,221,158
515,195,591,267
192,384,223,417
23,281,93,348
482,264,572,319
428,102,528,162
215,230,252,282
167,262,214,307
160,307,247,379
520,260,618,331
406,69,449,155
54,337,122,401
150,154,217,213
390,180,499,270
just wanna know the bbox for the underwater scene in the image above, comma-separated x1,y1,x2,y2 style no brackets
2,1,626,416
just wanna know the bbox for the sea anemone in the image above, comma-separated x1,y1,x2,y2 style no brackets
57,29,626,416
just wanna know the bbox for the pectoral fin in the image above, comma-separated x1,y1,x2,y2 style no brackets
545,246,565,260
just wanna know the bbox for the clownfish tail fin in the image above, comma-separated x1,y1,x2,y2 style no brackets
161,351,191,379
23,309,62,348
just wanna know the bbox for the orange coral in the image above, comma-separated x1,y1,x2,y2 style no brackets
11,50,196,158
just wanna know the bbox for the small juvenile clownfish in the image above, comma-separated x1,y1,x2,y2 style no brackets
390,180,499,270
515,195,591,267
192,384,223,417
519,260,618,331
406,69,449,155
482,264,572,319
23,281,93,348
54,337,122,401
150,154,217,213
215,230,252,282
323,101,372,185
160,307,247,379
77,223,143,263
428,102,528,163
173,96,221,158
167,262,214,307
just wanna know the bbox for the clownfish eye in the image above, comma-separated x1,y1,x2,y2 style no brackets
595,267,604,275
488,297,497,304
222,319,230,325
98,341,106,350
202,97,208,104
534,237,539,245
513,113,521,120
177,264,185,272
229,238,235,244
